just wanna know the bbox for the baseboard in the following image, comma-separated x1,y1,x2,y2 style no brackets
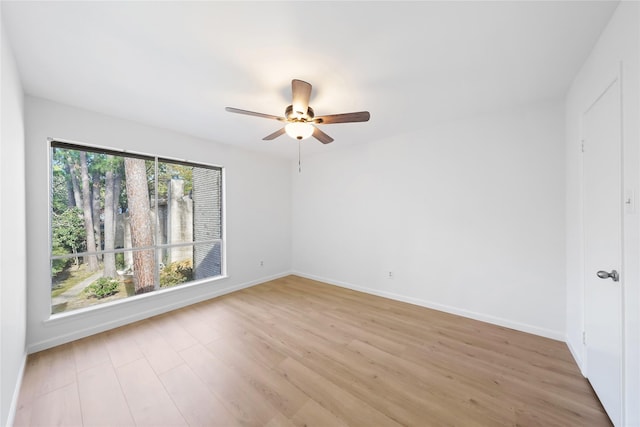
27,271,292,353
292,271,565,341
566,337,586,376
5,352,27,427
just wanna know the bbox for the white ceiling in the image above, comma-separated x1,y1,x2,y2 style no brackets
2,1,618,158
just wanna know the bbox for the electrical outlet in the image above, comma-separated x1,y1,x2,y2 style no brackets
260,260,264,267
387,271,394,279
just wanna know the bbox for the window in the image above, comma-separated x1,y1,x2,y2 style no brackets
50,141,223,314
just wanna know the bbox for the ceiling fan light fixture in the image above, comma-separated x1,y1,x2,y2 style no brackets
285,122,314,140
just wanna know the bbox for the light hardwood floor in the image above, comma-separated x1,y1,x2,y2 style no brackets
14,275,610,426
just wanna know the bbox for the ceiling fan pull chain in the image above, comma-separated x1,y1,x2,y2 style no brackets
298,140,302,173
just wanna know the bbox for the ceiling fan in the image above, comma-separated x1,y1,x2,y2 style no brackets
225,79,370,144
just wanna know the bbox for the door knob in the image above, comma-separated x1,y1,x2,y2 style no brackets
597,270,619,282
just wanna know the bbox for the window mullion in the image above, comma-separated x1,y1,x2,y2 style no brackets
154,157,160,291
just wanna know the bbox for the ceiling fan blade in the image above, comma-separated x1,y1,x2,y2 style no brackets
262,128,286,141
314,111,370,124
312,126,334,144
225,107,285,121
291,79,312,116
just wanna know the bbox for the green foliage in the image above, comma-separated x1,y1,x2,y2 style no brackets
51,170,71,215
51,148,80,211
160,259,193,288
52,208,86,254
150,162,193,200
51,245,72,277
51,264,96,297
115,252,125,270
51,147,125,215
84,277,120,299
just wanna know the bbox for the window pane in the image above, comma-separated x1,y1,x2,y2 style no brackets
156,161,222,245
156,160,193,245
50,145,156,255
159,242,222,289
50,146,112,257
51,249,155,314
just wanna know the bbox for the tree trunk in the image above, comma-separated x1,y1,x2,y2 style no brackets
103,164,116,278
124,158,155,293
113,172,122,214
72,247,79,268
64,163,76,208
92,171,103,260
80,151,99,271
67,156,83,210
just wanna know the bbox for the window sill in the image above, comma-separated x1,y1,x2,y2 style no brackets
45,274,229,326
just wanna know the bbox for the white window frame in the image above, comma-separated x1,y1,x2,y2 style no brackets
48,138,226,317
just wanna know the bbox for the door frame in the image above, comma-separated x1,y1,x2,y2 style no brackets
579,63,625,425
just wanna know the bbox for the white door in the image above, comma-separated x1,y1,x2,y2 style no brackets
583,77,623,426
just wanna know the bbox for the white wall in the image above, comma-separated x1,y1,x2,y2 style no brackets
292,101,566,339
24,96,292,352
565,2,639,425
0,24,27,427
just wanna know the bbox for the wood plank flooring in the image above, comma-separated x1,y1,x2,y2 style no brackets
14,275,610,426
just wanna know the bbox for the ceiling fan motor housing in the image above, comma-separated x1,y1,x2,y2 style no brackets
285,105,314,122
